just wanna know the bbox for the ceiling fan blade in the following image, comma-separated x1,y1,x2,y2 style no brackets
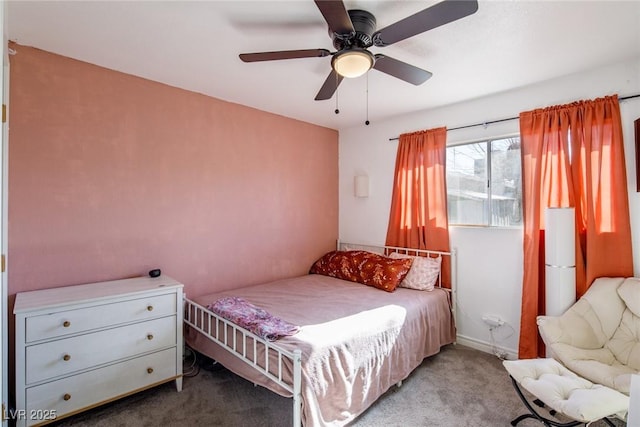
240,49,331,62
315,69,344,101
373,54,432,85
314,0,354,35
373,0,478,47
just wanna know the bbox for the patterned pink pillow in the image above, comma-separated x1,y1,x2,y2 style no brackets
310,250,413,292
388,252,441,291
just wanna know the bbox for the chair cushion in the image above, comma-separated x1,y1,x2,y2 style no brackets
618,278,640,317
581,277,626,339
538,299,610,350
537,277,625,351
537,277,640,396
504,358,629,422
606,278,640,375
554,344,637,394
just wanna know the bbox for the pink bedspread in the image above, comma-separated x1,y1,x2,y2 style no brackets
185,274,455,426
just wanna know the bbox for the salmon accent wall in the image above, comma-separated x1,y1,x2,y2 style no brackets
8,44,338,298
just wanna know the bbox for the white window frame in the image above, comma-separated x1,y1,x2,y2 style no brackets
446,133,522,228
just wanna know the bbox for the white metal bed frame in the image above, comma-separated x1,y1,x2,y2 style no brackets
183,242,457,427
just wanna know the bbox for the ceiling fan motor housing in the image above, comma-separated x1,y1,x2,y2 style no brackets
332,9,377,50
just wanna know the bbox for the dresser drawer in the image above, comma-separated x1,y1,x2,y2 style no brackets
26,316,176,384
25,293,176,343
25,347,177,426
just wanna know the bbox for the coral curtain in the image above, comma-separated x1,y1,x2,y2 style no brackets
385,127,451,287
518,95,633,359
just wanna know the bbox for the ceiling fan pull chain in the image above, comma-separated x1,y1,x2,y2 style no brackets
335,72,340,114
365,72,370,126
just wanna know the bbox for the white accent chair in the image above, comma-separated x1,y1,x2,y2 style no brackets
504,277,639,426
537,277,640,396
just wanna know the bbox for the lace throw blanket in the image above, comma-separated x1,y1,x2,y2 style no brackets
207,296,300,341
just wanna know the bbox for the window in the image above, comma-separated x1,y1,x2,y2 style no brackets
446,137,522,226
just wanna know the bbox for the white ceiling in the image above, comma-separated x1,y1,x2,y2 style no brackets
7,1,640,130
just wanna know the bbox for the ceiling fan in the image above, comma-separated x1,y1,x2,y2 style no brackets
239,0,479,101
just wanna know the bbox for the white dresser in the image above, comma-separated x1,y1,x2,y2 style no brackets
13,275,184,426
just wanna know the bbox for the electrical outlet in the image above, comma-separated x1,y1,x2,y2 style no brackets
482,314,504,327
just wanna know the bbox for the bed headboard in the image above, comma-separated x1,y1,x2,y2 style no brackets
336,241,457,325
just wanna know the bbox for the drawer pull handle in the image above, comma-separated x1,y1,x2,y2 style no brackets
147,334,154,340
63,393,71,401
147,305,154,311
147,367,154,374
63,354,71,361
63,321,71,328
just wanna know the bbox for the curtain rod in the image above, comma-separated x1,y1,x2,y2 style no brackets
388,93,640,141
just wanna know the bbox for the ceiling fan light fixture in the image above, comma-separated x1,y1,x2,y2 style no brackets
331,49,374,78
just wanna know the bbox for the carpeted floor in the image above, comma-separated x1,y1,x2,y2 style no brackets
51,344,624,427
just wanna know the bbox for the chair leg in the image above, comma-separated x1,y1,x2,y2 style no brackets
509,376,582,427
511,413,541,426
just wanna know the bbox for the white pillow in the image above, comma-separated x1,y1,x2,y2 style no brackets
388,252,441,291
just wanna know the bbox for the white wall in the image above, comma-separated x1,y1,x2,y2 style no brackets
339,57,640,358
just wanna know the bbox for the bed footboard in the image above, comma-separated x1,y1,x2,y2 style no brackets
184,299,302,427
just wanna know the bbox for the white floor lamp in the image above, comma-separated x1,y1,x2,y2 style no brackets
545,207,576,317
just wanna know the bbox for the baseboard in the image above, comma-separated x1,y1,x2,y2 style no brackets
456,334,518,360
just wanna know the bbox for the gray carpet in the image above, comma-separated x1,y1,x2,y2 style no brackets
52,344,624,427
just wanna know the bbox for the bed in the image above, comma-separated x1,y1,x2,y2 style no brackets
184,242,457,426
